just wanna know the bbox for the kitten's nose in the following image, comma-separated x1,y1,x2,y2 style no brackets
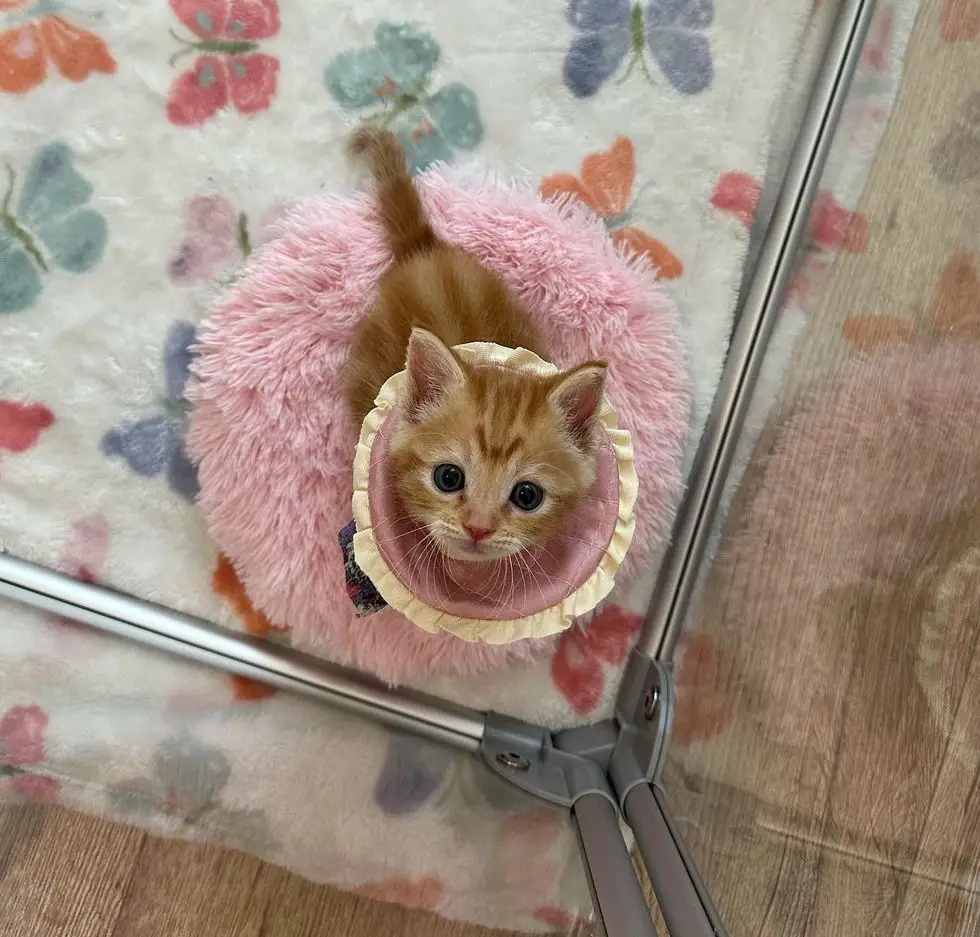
464,523,493,543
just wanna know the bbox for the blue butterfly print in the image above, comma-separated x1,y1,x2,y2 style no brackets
564,0,714,98
374,733,547,817
324,21,484,173
0,142,108,314
373,733,454,815
101,320,200,502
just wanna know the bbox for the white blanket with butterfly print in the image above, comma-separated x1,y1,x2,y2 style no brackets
0,0,912,929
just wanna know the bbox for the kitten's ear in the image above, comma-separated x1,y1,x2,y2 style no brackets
549,362,607,451
404,329,466,421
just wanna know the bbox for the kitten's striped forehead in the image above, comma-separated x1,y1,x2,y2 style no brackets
467,366,551,466
475,422,522,462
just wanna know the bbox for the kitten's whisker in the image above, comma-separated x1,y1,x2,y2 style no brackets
406,536,439,598
516,551,534,607
382,525,433,544
498,555,516,616
525,549,553,584
385,524,429,540
401,530,438,573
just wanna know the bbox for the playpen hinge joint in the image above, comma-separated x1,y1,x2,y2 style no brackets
480,713,619,809
609,651,674,810
478,651,673,811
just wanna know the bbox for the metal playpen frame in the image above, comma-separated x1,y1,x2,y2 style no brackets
0,0,876,929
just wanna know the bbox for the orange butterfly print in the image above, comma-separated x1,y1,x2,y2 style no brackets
212,552,285,702
539,136,683,280
842,251,980,352
212,552,290,640
0,0,116,94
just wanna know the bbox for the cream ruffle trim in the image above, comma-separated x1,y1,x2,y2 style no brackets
351,342,638,644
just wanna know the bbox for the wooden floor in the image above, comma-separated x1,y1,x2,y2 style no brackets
0,805,537,937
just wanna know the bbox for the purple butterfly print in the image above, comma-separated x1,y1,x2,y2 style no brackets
101,320,200,502
374,734,454,815
164,320,197,400
564,0,714,98
564,0,633,98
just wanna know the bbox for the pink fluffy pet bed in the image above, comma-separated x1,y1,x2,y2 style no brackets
187,165,689,683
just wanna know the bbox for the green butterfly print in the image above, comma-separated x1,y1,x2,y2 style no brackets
0,142,109,315
324,21,484,174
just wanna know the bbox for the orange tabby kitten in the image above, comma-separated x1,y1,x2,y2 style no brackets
346,129,607,563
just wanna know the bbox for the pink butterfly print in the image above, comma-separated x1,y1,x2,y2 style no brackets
861,5,893,72
167,0,280,127
534,908,580,931
48,515,109,632
492,809,564,900
168,195,241,283
0,400,54,478
709,171,761,228
59,514,109,584
167,194,287,284
711,172,867,306
551,605,643,715
0,705,61,805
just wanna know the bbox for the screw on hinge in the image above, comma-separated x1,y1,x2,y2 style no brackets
496,751,530,771
643,686,661,721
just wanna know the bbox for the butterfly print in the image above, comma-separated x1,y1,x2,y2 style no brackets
166,0,280,126
324,21,483,174
932,91,980,185
229,674,277,701
45,514,110,633
551,604,642,715
671,632,735,744
540,136,682,279
212,552,290,640
564,0,714,98
168,194,249,284
0,399,54,455
0,0,115,94
710,171,761,228
58,514,109,585
373,730,533,818
354,876,445,913
373,733,455,816
711,170,867,305
861,4,894,72
101,320,200,501
0,399,54,479
842,251,980,352
839,2,896,128
0,142,108,314
490,809,565,912
210,553,286,700
0,704,61,804
167,194,285,284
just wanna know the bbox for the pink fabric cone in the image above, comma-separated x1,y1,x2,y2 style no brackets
187,167,689,683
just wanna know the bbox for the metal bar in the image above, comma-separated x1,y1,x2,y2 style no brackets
0,551,485,752
571,793,659,937
638,0,878,661
624,783,727,937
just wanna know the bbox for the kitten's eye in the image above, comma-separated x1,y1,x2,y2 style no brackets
433,463,465,493
510,481,544,512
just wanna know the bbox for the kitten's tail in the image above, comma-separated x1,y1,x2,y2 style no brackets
349,128,440,262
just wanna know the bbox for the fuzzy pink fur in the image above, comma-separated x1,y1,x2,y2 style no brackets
187,166,689,683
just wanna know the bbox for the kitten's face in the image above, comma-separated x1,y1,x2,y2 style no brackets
390,330,606,563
